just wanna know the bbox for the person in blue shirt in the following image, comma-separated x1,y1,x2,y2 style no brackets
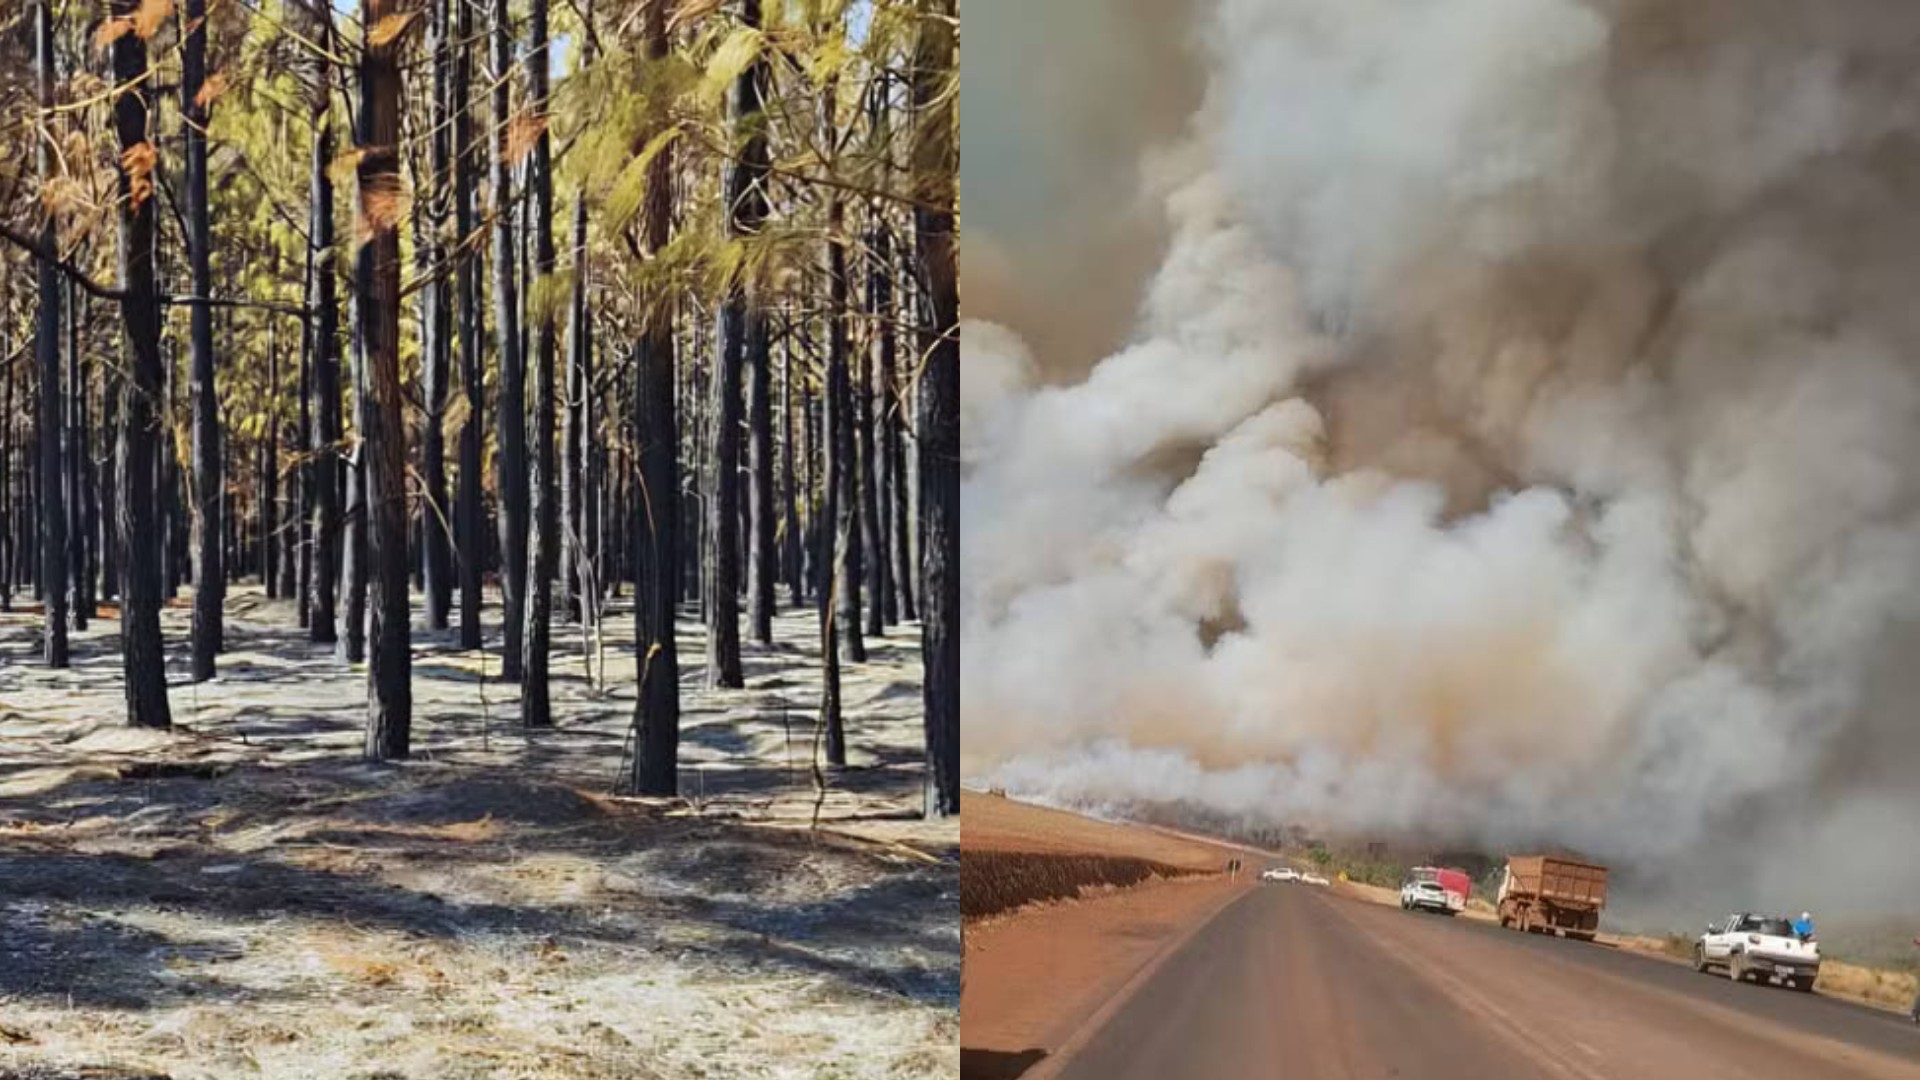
1791,911,1814,940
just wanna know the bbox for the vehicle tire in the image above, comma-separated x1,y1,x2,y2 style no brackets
1693,945,1709,973
1728,955,1745,982
1793,977,1816,993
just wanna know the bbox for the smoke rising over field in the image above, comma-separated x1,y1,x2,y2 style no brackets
964,0,1920,914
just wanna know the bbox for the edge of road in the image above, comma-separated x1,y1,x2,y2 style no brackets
1024,880,1254,1080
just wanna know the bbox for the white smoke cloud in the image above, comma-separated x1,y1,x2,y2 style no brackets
964,0,1920,912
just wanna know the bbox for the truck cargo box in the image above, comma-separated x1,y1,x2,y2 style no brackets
1497,855,1608,941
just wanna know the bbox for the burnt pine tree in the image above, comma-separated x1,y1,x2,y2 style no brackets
914,0,960,818
341,296,368,664
561,0,596,628
859,207,890,637
453,0,483,651
490,0,528,681
821,192,852,767
67,281,89,633
706,0,765,688
111,1,171,730
184,0,222,680
419,0,453,632
521,0,559,728
821,86,864,668
631,0,681,796
360,0,412,759
33,0,68,667
742,17,776,647
308,2,342,647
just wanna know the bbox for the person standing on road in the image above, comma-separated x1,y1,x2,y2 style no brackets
1911,937,1920,1025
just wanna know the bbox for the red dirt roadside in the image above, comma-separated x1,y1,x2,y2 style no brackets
961,792,1257,1079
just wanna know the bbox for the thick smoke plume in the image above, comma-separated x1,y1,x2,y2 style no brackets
965,0,1920,916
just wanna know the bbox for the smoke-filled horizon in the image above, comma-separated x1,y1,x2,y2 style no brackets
965,0,1920,918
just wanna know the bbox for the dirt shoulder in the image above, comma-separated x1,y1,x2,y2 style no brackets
961,793,1259,1079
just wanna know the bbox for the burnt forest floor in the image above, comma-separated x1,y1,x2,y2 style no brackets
0,584,957,1080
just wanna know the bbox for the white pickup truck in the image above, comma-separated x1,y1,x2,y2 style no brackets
1694,912,1820,991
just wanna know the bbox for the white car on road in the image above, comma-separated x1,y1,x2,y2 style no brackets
1300,872,1330,887
1400,876,1461,915
1694,912,1820,991
1261,867,1299,883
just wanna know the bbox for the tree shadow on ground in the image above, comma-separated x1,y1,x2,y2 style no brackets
0,764,958,1010
1,899,270,1011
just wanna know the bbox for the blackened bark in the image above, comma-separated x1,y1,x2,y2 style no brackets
342,300,368,665
420,0,453,632
521,0,558,727
360,0,412,759
913,0,959,817
185,0,222,680
296,243,313,628
631,0,680,796
67,281,88,631
34,0,68,667
490,0,528,681
822,199,852,764
99,347,118,605
859,215,890,637
3,330,15,612
708,0,769,686
747,309,775,643
826,196,863,667
112,7,171,729
265,324,281,598
781,328,802,608
562,196,586,623
886,220,916,624
309,14,342,645
453,0,483,650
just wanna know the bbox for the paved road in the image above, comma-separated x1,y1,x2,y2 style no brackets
1051,885,1920,1080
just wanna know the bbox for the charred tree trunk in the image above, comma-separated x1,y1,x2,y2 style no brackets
112,6,171,728
99,340,119,605
453,0,483,651
420,0,453,632
521,0,558,727
264,324,281,598
342,290,368,664
296,243,313,627
67,281,88,631
34,0,69,667
308,9,342,646
185,0,222,679
827,195,863,668
859,217,889,638
781,326,802,608
630,0,680,796
490,0,528,681
822,197,852,764
913,0,959,817
707,0,768,687
360,0,412,758
886,220,916,624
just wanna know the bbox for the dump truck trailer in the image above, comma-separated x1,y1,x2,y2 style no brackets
1497,855,1607,941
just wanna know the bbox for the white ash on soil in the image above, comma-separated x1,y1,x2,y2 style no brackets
0,591,956,1079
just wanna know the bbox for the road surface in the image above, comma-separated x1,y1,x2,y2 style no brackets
1048,884,1920,1080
